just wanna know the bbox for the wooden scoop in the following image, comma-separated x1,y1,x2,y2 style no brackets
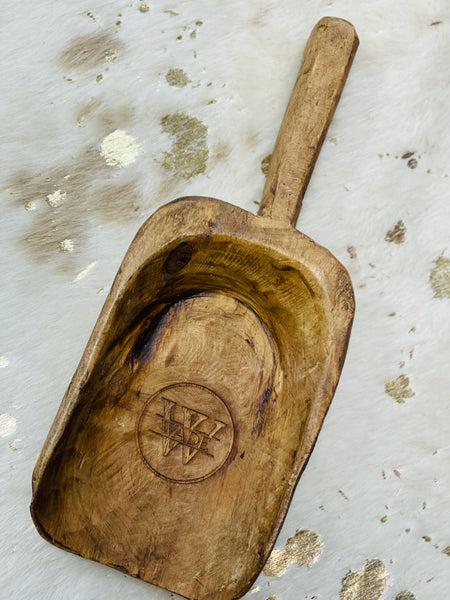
31,17,358,600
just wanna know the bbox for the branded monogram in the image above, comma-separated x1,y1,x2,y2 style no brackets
137,383,234,483
153,397,227,464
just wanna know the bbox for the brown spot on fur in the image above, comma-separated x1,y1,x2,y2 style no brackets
76,98,102,124
385,220,406,244
261,154,271,176
58,32,124,73
7,147,142,271
429,256,450,298
385,374,414,403
213,142,231,162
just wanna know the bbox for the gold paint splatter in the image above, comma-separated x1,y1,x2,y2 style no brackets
9,438,20,451
46,189,66,207
385,220,406,244
190,30,196,39
347,245,357,259
0,414,17,437
160,112,208,179
405,528,411,533
87,11,98,26
385,375,414,403
96,74,103,82
100,130,140,168
249,586,260,593
58,33,124,73
380,516,388,523
401,151,414,159
330,136,338,145
0,356,9,368
381,470,386,479
164,9,179,16
339,489,349,501
139,3,150,13
267,597,277,600
285,530,323,567
59,239,74,253
73,261,96,282
407,158,418,169
429,256,450,298
25,201,36,211
340,559,388,600
207,99,217,105
393,469,401,478
442,546,450,556
261,154,271,176
196,20,203,26
166,68,190,88
104,49,117,63
264,530,323,577
264,548,289,577
422,535,431,542
395,593,415,600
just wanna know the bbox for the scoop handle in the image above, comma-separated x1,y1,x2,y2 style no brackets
258,17,358,226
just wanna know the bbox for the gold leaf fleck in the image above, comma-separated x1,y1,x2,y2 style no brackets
166,68,190,88
9,438,21,451
385,375,414,403
340,559,388,600
59,239,74,253
395,593,416,600
139,3,150,13
0,414,17,437
442,546,450,556
46,189,66,207
264,530,323,577
100,130,140,168
260,154,271,176
160,112,208,179
104,49,117,63
385,220,406,244
429,256,450,299
73,261,96,282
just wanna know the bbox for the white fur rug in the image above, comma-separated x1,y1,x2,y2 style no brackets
2,1,450,599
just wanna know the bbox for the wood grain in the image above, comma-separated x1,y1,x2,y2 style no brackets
258,17,358,225
31,17,358,600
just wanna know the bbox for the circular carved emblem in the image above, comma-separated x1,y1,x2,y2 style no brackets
137,383,234,483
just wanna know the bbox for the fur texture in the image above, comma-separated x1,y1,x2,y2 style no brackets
1,1,450,599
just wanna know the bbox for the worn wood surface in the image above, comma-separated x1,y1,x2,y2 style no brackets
31,17,357,600
259,17,359,224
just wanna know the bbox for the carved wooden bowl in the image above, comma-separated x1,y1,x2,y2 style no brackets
31,18,358,600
